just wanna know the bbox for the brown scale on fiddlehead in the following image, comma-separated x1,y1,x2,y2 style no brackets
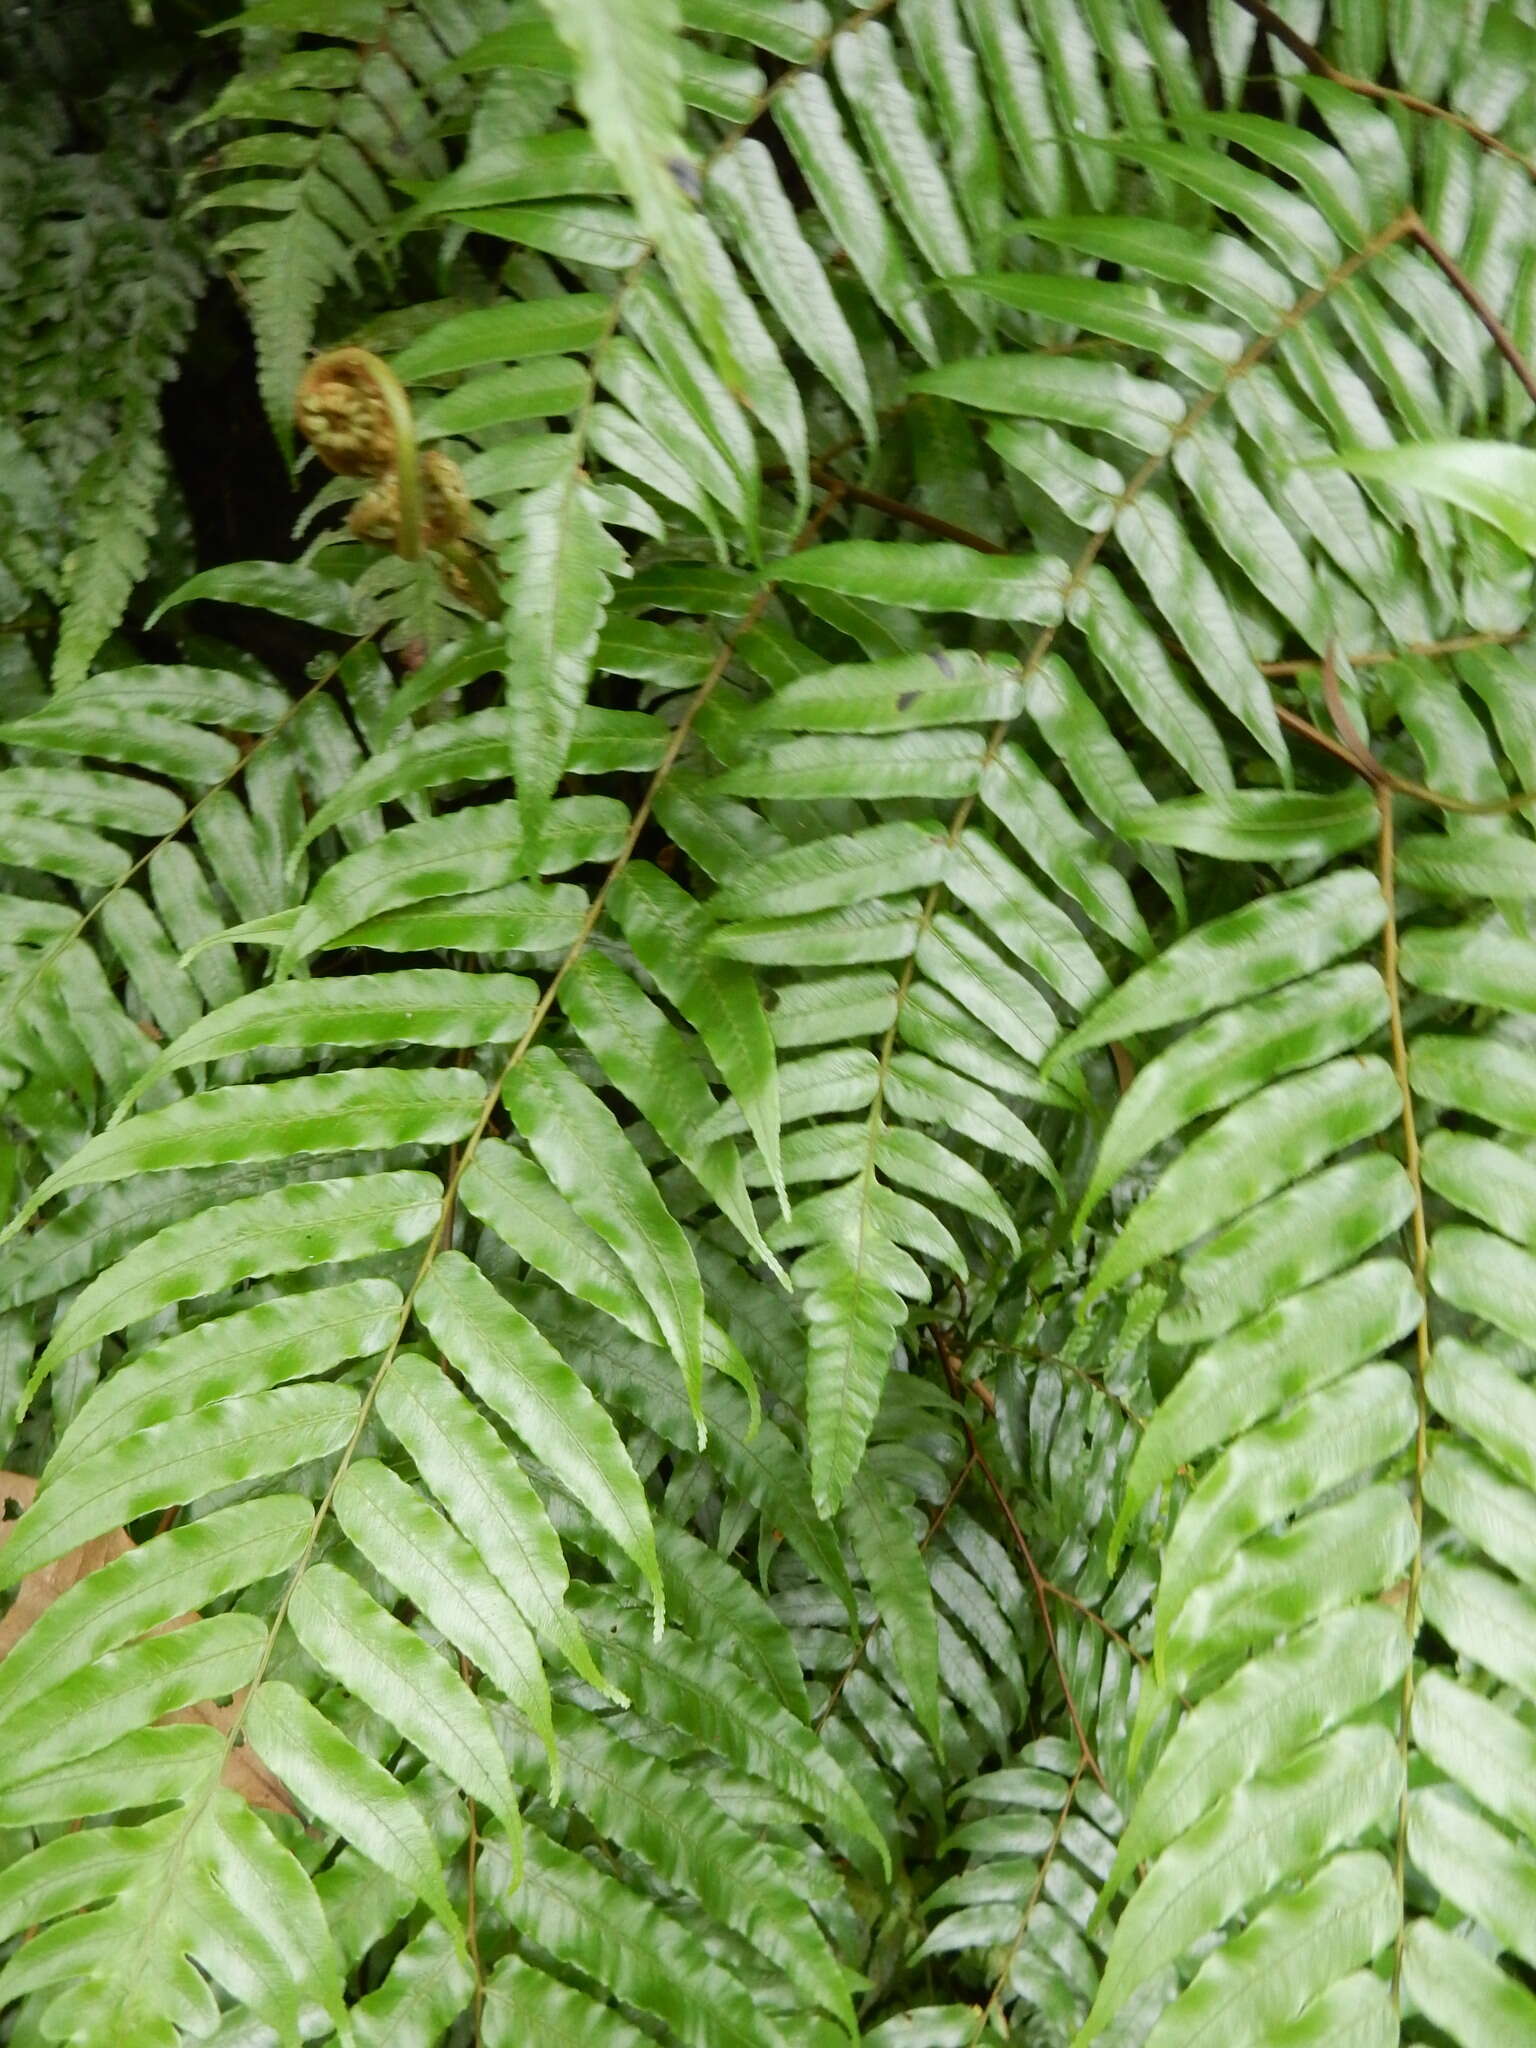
347,454,473,552
296,346,495,612
295,349,400,480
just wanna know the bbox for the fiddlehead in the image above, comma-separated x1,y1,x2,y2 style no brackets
296,345,489,613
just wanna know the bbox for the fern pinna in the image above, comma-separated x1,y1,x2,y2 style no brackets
1,0,1535,2042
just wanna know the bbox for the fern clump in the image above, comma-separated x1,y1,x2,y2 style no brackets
2,0,1536,2042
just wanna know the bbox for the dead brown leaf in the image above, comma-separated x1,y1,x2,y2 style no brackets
0,1473,132,1660
165,1699,297,1815
0,1470,295,1816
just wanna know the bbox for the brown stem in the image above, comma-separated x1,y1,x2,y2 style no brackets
1320,642,1384,780
967,1763,1085,2047
955,1412,1108,1793
1260,629,1524,676
1274,658,1536,818
464,1799,483,2035
1274,701,1373,774
1406,216,1536,408
1233,0,1536,182
1041,1571,1146,1666
765,464,1007,553
813,467,1006,552
975,1340,1152,1432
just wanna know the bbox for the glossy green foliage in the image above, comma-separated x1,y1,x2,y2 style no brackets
3,0,1536,2042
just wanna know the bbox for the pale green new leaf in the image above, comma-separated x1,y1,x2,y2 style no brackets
1102,1609,1409,1908
1051,870,1385,1072
333,1456,559,1792
0,1498,313,1738
1090,1058,1401,1300
276,796,626,972
1081,1726,1402,2042
35,1178,429,1381
1112,1259,1421,1552
417,1250,663,1627
375,1349,614,1697
611,862,784,1210
0,1614,267,1793
0,1385,358,1589
245,1680,464,1952
1327,439,1536,552
534,0,733,376
1402,1915,1536,2045
1141,1852,1397,2048
1077,964,1390,1226
7,1071,482,1245
287,1563,522,1845
112,974,535,1119
775,540,1064,622
557,950,778,1266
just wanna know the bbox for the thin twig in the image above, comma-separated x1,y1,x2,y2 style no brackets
1233,0,1536,182
1274,648,1536,816
933,1348,1108,1792
1320,643,1385,779
1273,701,1372,773
457,1650,485,2038
1407,215,1536,408
972,1339,1151,1433
967,1762,1085,2047
1042,1570,1146,1665
1259,629,1524,676
463,1801,482,2036
795,465,1007,553
967,1443,1107,1790
763,460,1005,551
